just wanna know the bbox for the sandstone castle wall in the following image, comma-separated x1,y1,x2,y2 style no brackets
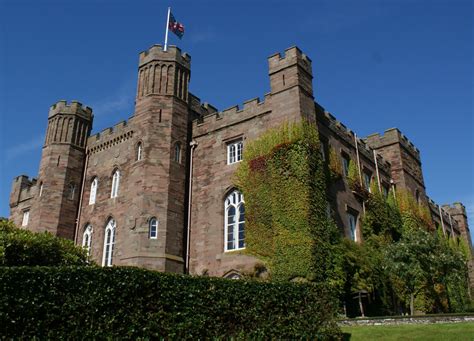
9,44,472,283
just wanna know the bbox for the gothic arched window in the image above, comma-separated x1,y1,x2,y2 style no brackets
174,142,181,163
89,177,98,205
82,224,93,256
149,217,158,239
137,142,143,161
102,219,116,267
111,170,120,198
224,190,245,251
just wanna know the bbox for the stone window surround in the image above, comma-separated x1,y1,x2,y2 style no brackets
110,169,120,198
102,218,116,267
89,177,98,205
226,139,243,165
149,217,158,239
82,224,93,256
224,189,245,252
21,209,30,227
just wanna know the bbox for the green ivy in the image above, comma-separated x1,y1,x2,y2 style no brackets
235,122,344,292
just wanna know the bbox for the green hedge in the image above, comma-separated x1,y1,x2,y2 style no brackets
0,267,341,339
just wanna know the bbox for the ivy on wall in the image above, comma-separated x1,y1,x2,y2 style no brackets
235,122,344,290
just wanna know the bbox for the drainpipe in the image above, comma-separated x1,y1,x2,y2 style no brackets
74,151,89,245
373,150,381,192
354,133,363,186
439,206,446,237
354,133,365,215
185,140,198,274
448,213,454,239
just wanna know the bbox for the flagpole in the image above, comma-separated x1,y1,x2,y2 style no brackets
164,7,171,51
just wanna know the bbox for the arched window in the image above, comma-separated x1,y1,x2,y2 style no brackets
82,224,93,256
224,190,245,251
111,170,120,198
68,183,76,200
149,217,158,239
174,142,181,163
89,177,98,205
102,219,116,267
137,142,143,161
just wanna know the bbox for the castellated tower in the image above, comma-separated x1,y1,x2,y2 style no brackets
77,45,190,272
365,128,427,204
9,101,93,239
268,46,316,123
132,44,191,272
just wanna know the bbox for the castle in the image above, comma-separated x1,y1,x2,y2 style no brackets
9,44,473,280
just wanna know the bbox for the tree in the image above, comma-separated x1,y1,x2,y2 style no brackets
0,220,90,266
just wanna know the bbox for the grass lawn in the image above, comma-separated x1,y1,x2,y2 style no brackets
341,322,474,341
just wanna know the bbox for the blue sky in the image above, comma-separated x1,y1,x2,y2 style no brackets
0,0,473,226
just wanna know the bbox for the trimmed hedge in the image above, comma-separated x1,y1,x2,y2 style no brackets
0,266,341,339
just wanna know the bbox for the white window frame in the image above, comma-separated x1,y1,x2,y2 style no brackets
137,142,142,161
111,170,120,198
102,219,116,267
224,190,245,251
22,210,30,227
227,140,243,165
363,171,372,192
89,177,98,205
348,212,358,242
82,224,93,256
149,217,158,239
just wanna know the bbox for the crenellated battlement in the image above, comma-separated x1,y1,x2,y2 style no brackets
365,128,420,161
442,203,467,216
320,110,391,175
188,93,219,118
192,93,272,137
48,100,93,120
268,46,312,76
139,44,191,69
87,119,134,155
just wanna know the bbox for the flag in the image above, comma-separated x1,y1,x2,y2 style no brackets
169,13,184,39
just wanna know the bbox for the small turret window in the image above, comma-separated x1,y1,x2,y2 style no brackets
137,142,143,161
68,183,76,200
89,177,98,205
111,170,120,198
22,210,30,227
174,142,181,163
149,217,158,239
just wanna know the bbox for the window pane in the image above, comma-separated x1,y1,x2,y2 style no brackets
227,206,236,224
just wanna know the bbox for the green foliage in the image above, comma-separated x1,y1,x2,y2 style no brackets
328,145,343,181
345,186,471,316
362,182,401,241
346,159,362,192
235,121,344,293
0,220,89,266
386,228,471,314
0,266,341,339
